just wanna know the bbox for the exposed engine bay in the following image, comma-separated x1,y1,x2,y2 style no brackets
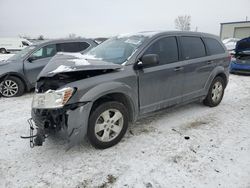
36,69,114,92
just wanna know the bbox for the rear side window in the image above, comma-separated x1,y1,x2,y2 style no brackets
57,42,90,52
204,38,225,55
57,42,80,52
79,42,90,51
180,36,206,60
144,36,179,64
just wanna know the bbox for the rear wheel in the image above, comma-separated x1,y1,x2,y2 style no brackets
0,76,25,97
203,76,225,107
88,101,128,149
0,48,7,54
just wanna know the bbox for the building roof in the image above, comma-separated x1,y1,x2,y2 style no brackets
220,21,250,25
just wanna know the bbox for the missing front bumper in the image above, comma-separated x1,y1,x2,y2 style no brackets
24,102,92,148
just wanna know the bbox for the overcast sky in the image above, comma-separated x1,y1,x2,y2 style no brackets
0,0,249,39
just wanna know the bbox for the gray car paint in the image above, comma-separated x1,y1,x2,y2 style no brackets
0,39,97,91
32,31,230,146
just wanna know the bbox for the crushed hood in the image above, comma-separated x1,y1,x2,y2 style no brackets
235,37,250,54
38,52,123,78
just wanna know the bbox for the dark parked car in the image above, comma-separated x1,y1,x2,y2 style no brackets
30,31,230,149
0,39,97,97
230,37,250,74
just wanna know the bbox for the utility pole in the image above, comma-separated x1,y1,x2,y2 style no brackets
246,16,248,21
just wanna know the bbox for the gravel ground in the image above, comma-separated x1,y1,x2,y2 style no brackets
0,74,250,188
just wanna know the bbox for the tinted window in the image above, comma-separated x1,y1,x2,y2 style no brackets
204,38,225,55
79,42,90,51
30,44,56,60
57,42,80,52
144,37,179,64
181,37,206,60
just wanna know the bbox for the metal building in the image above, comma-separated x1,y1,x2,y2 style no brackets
220,21,250,40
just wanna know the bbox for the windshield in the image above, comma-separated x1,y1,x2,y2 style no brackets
84,35,149,64
8,45,36,61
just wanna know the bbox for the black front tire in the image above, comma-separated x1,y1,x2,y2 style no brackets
87,101,129,149
203,76,225,107
0,76,25,97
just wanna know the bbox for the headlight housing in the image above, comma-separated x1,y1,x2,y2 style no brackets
32,87,75,109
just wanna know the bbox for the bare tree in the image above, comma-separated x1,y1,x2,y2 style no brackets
175,15,191,31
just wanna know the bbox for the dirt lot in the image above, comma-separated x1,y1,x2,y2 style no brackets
0,74,250,188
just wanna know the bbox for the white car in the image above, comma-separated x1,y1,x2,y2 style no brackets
223,38,240,51
0,38,32,54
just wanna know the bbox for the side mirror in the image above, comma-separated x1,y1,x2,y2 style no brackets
27,56,37,62
137,54,159,68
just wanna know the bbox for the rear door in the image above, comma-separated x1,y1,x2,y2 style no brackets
23,44,57,85
179,36,214,101
138,36,184,114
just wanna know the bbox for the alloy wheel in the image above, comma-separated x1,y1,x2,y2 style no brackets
0,80,19,97
94,109,124,142
211,81,223,103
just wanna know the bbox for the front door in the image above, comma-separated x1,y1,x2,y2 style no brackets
24,44,57,85
137,36,184,114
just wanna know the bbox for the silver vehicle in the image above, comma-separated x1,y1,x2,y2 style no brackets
0,39,97,97
29,31,230,149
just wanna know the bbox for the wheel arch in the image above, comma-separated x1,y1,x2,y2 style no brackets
215,72,228,86
90,92,136,123
205,67,229,93
0,72,30,91
77,82,138,123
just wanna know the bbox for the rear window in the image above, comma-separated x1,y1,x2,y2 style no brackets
204,38,225,55
180,36,206,60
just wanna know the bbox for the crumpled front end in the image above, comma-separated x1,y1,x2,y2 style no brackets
24,53,122,148
31,102,92,148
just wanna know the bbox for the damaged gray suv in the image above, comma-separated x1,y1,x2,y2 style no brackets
30,31,230,149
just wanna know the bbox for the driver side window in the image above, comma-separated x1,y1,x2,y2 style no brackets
30,44,57,61
144,36,179,65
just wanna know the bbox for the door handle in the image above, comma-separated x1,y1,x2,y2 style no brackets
174,67,184,71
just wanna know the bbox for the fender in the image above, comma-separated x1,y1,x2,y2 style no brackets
79,81,138,121
204,66,228,94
